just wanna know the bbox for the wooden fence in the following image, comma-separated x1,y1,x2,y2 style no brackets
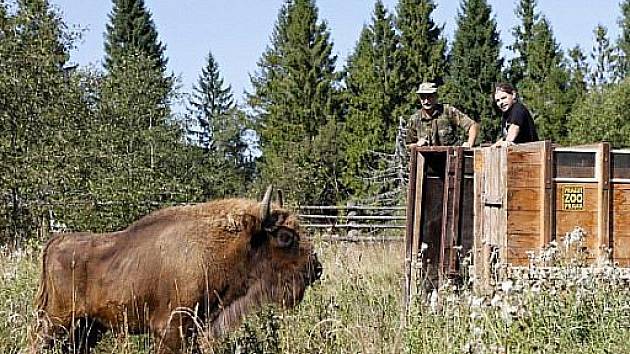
298,205,406,242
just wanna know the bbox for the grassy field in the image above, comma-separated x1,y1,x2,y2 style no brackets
2,241,630,353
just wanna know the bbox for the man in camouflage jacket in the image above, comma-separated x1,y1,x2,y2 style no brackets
405,82,479,147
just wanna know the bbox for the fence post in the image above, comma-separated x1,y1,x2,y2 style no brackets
346,201,359,239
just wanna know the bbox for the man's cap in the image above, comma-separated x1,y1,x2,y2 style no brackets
416,82,438,94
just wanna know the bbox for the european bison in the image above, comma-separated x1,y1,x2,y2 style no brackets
30,186,322,353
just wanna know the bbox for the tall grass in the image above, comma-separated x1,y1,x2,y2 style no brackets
213,242,405,354
0,247,37,353
2,240,630,353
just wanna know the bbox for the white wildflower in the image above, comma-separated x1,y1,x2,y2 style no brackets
470,296,484,308
501,280,513,294
490,294,502,307
429,289,439,313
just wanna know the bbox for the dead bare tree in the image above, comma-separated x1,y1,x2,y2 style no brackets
355,116,409,206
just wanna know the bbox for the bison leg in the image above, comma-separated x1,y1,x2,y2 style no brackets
153,318,200,354
28,314,51,353
153,326,185,354
29,311,64,354
62,317,104,354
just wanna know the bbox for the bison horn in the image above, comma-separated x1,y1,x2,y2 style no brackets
260,184,273,221
277,189,284,208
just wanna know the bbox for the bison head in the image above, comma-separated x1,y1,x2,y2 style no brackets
258,185,322,304
209,185,322,336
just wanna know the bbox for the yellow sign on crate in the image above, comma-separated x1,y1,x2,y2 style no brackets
562,186,584,211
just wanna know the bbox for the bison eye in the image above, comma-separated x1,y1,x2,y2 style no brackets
275,229,296,248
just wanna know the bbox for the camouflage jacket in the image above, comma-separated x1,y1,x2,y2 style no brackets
405,104,476,146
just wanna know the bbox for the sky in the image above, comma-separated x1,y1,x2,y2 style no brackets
50,0,623,106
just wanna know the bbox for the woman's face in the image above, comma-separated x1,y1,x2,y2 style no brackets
494,89,516,112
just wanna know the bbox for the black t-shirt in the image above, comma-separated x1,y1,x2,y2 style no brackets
501,101,539,144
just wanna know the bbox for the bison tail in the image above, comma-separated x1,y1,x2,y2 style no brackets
34,234,62,310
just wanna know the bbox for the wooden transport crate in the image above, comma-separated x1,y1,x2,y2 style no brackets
474,141,630,285
403,142,630,308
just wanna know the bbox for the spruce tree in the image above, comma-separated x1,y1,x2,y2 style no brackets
508,2,571,143
567,45,588,101
186,50,251,198
447,0,502,143
506,0,538,85
187,51,235,151
590,24,616,86
92,1,188,229
247,0,341,204
342,0,403,197
396,0,447,112
519,17,571,143
617,0,630,79
102,0,173,122
104,0,167,72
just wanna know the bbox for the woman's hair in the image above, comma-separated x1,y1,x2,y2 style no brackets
494,82,517,95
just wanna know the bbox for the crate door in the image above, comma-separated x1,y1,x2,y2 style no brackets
481,148,508,263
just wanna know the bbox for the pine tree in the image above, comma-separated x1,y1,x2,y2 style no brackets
396,0,447,112
103,0,167,72
590,24,616,86
446,0,502,143
342,0,404,196
247,0,341,205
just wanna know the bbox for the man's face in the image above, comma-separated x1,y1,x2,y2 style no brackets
420,93,437,110
494,90,516,112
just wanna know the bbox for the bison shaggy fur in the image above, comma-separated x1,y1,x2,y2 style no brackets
30,189,322,353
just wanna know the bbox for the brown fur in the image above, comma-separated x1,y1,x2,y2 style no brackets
30,198,322,354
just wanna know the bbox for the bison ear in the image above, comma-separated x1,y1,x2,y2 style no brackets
260,184,273,223
277,189,284,208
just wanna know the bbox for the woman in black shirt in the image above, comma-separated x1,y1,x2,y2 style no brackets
493,83,538,146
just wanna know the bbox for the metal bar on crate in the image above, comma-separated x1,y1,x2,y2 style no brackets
553,177,598,183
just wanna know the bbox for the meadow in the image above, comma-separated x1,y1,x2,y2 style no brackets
2,240,630,353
